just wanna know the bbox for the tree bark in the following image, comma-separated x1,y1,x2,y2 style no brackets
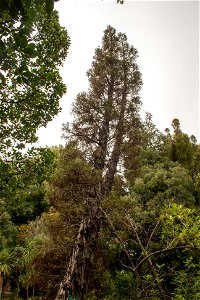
55,199,101,300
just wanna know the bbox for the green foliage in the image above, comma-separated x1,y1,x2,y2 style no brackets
0,1,70,224
161,203,200,248
100,193,200,298
173,257,200,300
113,270,136,299
47,142,99,216
0,10,69,152
8,142,100,298
85,270,136,300
0,0,60,72
0,9,69,279
0,250,12,276
14,208,71,298
0,147,55,233
0,5,68,297
0,0,57,20
161,204,200,300
8,184,49,225
14,118,198,299
0,147,55,196
131,161,195,211
98,117,200,299
0,249,14,299
161,119,200,176
142,112,165,151
0,206,17,252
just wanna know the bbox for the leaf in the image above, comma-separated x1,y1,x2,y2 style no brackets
24,43,37,57
14,32,28,49
21,15,33,30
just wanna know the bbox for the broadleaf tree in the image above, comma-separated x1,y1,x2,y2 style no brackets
0,6,70,196
55,25,143,300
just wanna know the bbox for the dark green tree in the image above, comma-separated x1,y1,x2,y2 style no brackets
161,119,199,173
55,25,142,300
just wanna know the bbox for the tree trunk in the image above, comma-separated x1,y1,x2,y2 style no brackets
55,199,101,300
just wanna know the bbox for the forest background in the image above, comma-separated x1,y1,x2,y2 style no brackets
0,1,199,300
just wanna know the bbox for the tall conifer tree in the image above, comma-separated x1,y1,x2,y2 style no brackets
55,26,142,300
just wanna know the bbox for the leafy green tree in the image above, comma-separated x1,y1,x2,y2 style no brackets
15,143,102,298
131,161,195,209
98,190,199,299
0,10,69,153
0,4,69,234
158,119,200,207
142,112,165,151
140,112,168,167
1,148,55,227
161,204,200,300
0,0,70,196
17,237,48,299
55,25,142,299
162,119,199,174
0,6,69,296
172,257,200,300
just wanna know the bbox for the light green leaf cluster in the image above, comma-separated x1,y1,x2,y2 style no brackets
161,203,200,248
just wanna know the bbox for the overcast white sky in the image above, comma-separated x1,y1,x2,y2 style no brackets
37,0,199,146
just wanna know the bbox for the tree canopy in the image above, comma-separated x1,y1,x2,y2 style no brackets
0,9,69,152
0,2,70,199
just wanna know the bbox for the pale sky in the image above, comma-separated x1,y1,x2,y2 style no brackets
37,0,199,146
